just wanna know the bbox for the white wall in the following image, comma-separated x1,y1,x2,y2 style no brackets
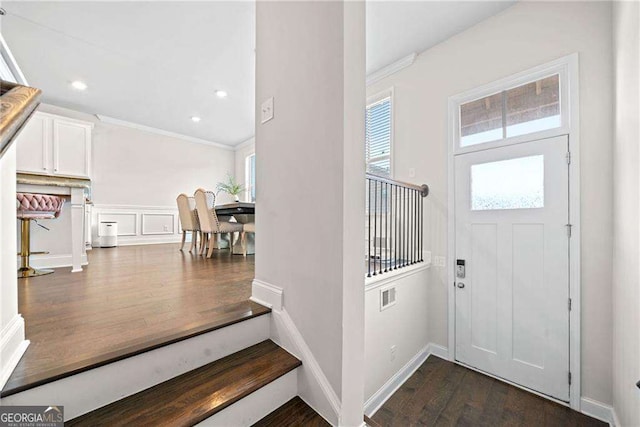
364,267,429,401
367,1,614,405
612,1,640,425
255,1,365,424
20,103,235,254
234,137,255,202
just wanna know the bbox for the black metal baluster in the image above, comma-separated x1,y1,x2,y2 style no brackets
384,182,388,273
411,189,414,264
373,180,377,276
404,186,407,267
413,189,417,264
367,179,371,277
393,185,399,270
379,182,383,275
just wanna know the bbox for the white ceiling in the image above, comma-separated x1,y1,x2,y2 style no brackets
2,1,256,146
366,1,516,75
1,1,515,147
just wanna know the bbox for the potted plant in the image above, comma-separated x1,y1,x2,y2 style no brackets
216,173,244,202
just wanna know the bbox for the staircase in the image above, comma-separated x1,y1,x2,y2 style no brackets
1,303,329,426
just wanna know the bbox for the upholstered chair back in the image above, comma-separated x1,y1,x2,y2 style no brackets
176,194,199,232
194,188,221,234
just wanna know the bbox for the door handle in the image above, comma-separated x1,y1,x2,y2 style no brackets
457,282,465,289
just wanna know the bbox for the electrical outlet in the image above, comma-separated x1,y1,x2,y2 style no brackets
163,225,169,232
390,345,396,362
261,97,274,123
434,256,446,268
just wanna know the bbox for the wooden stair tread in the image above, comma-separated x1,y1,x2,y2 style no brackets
67,340,300,427
2,300,271,397
252,397,330,427
364,414,384,427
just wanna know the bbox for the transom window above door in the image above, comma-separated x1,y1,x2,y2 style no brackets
451,57,572,155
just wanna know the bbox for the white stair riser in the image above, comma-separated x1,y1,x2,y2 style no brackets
196,369,298,427
2,315,270,420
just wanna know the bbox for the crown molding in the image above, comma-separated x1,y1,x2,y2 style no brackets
233,136,255,151
95,114,234,151
366,53,417,87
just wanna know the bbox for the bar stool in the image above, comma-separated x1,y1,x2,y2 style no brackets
16,193,64,278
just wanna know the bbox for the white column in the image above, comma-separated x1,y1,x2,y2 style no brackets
70,187,85,272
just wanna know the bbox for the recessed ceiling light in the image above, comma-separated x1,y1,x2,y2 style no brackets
71,80,87,91
191,116,201,123
215,90,228,99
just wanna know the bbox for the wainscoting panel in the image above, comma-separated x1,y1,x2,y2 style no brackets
92,205,182,247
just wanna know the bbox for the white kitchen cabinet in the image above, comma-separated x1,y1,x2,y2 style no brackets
16,112,92,178
15,112,49,174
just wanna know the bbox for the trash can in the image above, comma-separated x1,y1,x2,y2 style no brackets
100,221,118,248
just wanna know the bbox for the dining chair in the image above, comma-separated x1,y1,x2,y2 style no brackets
241,222,255,257
194,188,243,258
176,194,200,252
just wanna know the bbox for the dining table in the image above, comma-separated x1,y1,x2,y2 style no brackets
215,202,255,255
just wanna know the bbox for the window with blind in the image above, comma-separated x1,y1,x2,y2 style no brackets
366,95,392,177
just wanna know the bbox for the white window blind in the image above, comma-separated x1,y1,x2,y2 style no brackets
366,96,392,177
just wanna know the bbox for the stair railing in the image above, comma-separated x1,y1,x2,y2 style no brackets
0,79,41,160
366,173,429,277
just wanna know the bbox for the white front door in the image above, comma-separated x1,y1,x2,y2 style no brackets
454,135,570,401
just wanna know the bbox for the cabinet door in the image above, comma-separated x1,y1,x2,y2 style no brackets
53,119,91,178
15,113,50,174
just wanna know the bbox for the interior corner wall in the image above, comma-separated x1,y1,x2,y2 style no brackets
612,1,640,425
367,1,614,405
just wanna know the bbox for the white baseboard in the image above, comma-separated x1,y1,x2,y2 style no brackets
22,253,88,269
0,314,29,390
251,279,283,311
253,278,339,426
426,342,448,360
364,344,430,417
580,397,617,426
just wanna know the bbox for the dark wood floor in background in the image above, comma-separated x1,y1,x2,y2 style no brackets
3,244,263,396
372,356,606,427
252,396,331,427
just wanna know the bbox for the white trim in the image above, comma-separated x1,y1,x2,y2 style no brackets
446,53,581,409
267,306,341,424
0,315,29,390
364,345,429,416
367,53,416,87
580,397,617,426
250,279,283,311
233,136,256,151
141,213,176,235
365,257,430,290
23,254,88,270
450,54,573,156
95,115,233,150
425,342,448,360
0,34,28,85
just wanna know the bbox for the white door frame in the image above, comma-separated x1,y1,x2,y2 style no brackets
446,54,581,410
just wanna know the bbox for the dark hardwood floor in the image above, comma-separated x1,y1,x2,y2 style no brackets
252,396,331,427
2,243,265,397
371,356,607,427
68,340,300,426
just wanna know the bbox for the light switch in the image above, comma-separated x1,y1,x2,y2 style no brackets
261,97,274,124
